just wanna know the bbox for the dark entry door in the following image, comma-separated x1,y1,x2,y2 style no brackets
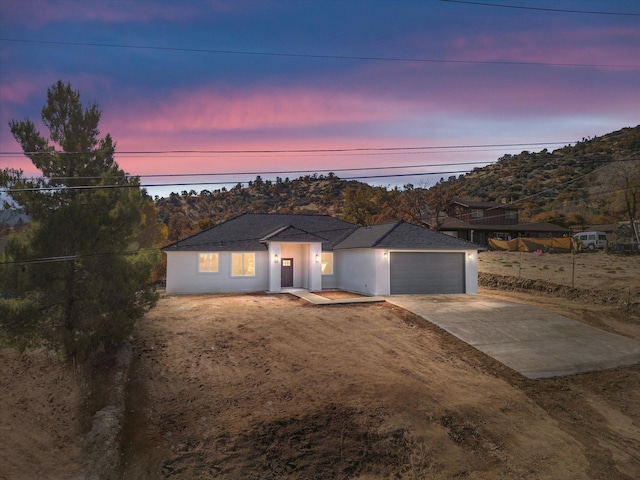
281,258,294,287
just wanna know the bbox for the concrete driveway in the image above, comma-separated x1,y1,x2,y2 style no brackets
386,295,640,379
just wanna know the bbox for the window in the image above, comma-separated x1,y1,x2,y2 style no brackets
505,210,518,220
470,209,484,218
199,253,219,272
321,252,333,275
232,253,255,276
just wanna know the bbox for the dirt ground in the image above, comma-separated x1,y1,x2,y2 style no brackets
1,251,639,479
478,250,640,293
0,348,87,480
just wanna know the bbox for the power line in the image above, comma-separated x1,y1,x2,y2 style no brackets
4,154,638,264
0,248,160,266
0,141,575,156
494,150,640,209
3,154,638,194
12,152,638,184
9,161,499,182
1,38,637,69
440,0,640,17
2,169,475,193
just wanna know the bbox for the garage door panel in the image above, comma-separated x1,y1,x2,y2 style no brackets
390,253,428,294
426,253,465,294
390,252,465,294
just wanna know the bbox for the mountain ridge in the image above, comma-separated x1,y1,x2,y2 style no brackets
154,125,639,239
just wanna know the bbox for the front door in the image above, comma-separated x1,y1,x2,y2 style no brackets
281,258,294,287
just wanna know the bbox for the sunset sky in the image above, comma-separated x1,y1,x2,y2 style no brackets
1,0,639,198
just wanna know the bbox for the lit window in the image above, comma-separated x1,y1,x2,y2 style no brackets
321,252,333,275
198,253,219,272
232,253,255,276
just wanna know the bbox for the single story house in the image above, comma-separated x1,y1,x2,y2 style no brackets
162,213,479,296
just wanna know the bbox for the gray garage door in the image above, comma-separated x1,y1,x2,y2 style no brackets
390,252,465,294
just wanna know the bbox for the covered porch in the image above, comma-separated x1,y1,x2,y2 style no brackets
262,221,336,293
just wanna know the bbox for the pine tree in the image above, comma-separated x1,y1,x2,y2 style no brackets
1,81,158,356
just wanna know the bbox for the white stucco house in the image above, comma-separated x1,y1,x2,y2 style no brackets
162,213,479,296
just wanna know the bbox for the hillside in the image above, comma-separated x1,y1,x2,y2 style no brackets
152,125,640,236
2,126,638,237
155,174,378,241
430,125,640,224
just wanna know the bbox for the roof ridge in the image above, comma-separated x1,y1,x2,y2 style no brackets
260,224,291,241
369,220,403,247
261,223,336,243
243,212,343,219
288,224,331,241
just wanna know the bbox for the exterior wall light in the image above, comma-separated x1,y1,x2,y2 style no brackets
315,254,320,263
274,254,279,263
384,251,388,259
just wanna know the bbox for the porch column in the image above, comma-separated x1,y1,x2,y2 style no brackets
309,242,322,291
268,242,282,293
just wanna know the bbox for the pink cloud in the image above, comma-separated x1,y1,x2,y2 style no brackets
109,86,417,135
0,79,40,104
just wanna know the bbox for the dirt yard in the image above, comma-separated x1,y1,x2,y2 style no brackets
1,251,639,479
478,250,640,292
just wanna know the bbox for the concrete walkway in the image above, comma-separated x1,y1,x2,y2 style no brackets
289,290,385,305
386,295,640,379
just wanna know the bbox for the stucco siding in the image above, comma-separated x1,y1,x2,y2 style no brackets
321,273,338,290
335,249,379,296
465,250,479,294
166,247,477,296
165,251,269,294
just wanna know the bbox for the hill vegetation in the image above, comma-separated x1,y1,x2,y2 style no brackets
157,174,363,241
152,125,639,239
430,125,640,226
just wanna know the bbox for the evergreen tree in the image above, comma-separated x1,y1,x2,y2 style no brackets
0,81,158,356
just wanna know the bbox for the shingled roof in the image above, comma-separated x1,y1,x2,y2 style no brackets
162,214,477,252
162,213,356,252
335,221,477,250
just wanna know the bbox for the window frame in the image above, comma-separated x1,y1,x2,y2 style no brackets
470,208,484,219
321,252,334,275
231,252,256,277
198,253,219,273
